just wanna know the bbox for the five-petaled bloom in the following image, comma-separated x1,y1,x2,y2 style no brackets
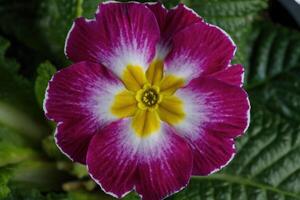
44,1,250,200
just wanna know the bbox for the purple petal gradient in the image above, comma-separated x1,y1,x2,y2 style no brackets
175,77,250,174
209,64,245,87
189,133,236,175
165,22,236,83
65,2,160,77
147,3,203,59
44,61,123,163
86,119,193,200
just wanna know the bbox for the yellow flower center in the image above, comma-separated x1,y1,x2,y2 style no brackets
141,88,158,107
135,84,162,111
110,60,186,138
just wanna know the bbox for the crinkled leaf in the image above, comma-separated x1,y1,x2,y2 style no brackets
245,22,300,87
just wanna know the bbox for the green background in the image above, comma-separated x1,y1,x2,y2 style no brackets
1,0,300,199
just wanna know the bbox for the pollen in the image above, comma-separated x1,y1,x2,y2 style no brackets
142,88,159,106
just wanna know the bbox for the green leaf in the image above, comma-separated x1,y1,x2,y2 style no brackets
0,168,13,199
245,22,300,88
3,188,68,200
42,135,66,160
173,22,300,200
0,36,47,141
67,191,114,200
71,164,89,179
0,0,104,65
11,160,71,192
0,37,32,109
3,189,113,200
188,0,268,32
35,61,56,108
122,192,140,200
0,142,36,167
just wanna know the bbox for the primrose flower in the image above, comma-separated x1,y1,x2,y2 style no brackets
44,1,250,200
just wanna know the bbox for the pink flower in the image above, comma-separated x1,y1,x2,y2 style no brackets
44,1,250,200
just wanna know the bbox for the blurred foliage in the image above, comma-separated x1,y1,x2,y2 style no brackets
35,61,56,108
0,0,300,199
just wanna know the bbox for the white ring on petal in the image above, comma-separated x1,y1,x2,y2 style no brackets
243,95,251,134
207,141,236,175
43,73,56,121
64,22,76,59
54,122,74,162
206,23,237,58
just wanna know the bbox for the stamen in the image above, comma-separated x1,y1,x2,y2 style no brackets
142,88,158,107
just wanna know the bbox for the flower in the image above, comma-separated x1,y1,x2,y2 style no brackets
44,1,250,200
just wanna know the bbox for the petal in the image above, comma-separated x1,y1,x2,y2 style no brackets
146,3,203,59
159,74,185,95
110,90,137,118
122,65,147,92
175,77,250,140
135,124,192,200
86,120,138,198
64,17,100,63
188,133,236,175
65,2,160,77
165,22,236,84
146,59,164,86
55,120,95,164
44,61,124,163
131,109,160,138
145,2,167,32
174,77,249,175
157,95,185,125
208,64,244,87
86,119,193,200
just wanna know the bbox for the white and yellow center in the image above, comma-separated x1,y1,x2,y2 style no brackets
110,60,186,138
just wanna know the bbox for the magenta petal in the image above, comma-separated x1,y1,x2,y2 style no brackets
209,64,245,87
55,120,96,164
165,22,236,83
66,2,160,76
44,61,123,163
147,3,203,59
175,77,249,174
86,120,138,198
145,2,167,32
65,17,101,63
135,125,192,200
189,133,236,175
176,77,250,139
163,4,203,42
86,120,193,200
